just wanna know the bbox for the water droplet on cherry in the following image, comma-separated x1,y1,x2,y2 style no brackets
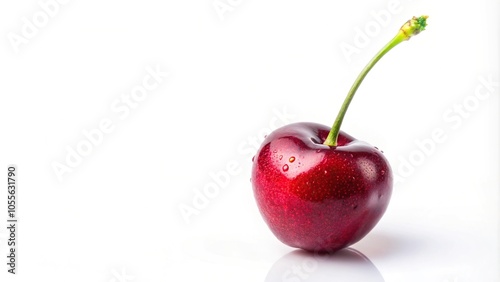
381,170,385,175
282,164,289,172
279,155,283,160
289,156,295,163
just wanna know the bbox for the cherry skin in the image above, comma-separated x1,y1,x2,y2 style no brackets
251,122,392,252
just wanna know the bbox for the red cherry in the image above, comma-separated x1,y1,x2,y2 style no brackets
251,16,428,252
252,122,392,252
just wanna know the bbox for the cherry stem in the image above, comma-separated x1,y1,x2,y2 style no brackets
324,15,428,147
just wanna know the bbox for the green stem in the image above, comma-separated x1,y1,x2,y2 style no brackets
324,16,428,146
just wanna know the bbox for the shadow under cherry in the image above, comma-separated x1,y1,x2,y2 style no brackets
265,248,385,282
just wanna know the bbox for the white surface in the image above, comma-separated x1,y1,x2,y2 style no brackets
0,0,498,281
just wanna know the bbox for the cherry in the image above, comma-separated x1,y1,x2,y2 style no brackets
251,16,428,252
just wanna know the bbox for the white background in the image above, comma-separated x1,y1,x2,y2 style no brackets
0,0,498,281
